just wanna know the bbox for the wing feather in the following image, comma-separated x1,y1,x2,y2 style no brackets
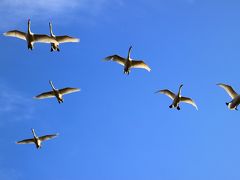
104,55,126,66
131,60,151,72
4,30,26,40
39,134,58,141
16,138,35,144
156,89,176,100
217,83,238,99
35,91,55,99
180,97,198,110
59,88,80,95
56,35,80,43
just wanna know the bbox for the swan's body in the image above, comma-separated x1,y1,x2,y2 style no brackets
16,129,58,149
3,19,57,50
217,83,240,110
104,46,151,75
156,84,198,110
35,81,80,103
49,22,80,52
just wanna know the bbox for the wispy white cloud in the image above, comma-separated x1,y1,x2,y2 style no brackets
2,0,81,16
0,0,123,28
0,83,34,125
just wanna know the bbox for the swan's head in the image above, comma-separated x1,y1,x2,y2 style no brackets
28,19,31,24
31,128,36,136
180,84,183,88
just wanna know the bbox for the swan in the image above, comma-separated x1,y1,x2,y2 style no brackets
35,80,80,103
156,84,198,110
3,19,58,50
49,22,80,52
104,46,151,75
217,83,240,110
16,129,58,149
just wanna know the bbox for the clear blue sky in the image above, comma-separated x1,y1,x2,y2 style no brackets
1,0,240,179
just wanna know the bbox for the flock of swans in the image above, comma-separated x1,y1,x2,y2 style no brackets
2,19,239,149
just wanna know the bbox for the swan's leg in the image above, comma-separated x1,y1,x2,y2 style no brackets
28,44,33,50
57,47,60,52
51,47,53,52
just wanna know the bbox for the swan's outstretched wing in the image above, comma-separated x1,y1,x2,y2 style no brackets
180,97,198,110
39,134,58,142
33,34,58,43
59,88,80,95
4,30,26,40
131,60,151,72
217,83,238,99
16,138,35,144
35,91,55,99
104,55,126,66
56,35,80,43
156,89,176,100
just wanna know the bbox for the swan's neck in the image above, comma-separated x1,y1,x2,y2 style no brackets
32,129,37,138
127,46,132,60
28,20,32,34
49,23,54,36
49,81,56,90
177,85,183,97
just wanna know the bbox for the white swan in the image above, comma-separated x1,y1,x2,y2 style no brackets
104,46,151,75
156,84,198,110
3,19,58,50
16,129,58,149
49,22,80,52
217,83,240,110
35,81,80,103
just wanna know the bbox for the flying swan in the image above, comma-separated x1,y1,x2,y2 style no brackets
35,81,80,103
16,129,58,149
104,46,151,75
155,84,198,110
49,22,80,52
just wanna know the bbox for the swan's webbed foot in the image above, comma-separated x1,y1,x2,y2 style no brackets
226,102,229,106
51,47,53,52
177,106,180,110
235,107,238,111
57,48,60,52
169,105,173,109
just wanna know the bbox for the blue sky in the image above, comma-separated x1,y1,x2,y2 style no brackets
1,0,240,179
